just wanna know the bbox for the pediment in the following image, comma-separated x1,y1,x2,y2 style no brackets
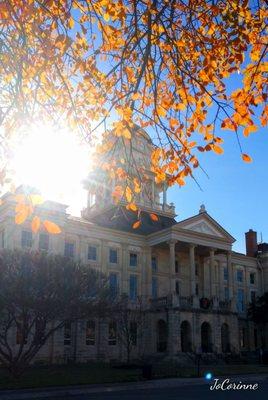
175,213,235,242
184,220,223,237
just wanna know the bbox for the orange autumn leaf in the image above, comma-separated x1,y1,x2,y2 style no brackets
15,207,29,225
242,153,252,163
212,145,224,155
43,220,61,234
132,220,141,229
150,213,159,222
31,216,41,233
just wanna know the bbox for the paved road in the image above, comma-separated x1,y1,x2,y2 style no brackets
53,380,268,400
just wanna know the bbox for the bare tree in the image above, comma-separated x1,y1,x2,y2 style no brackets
0,249,109,378
113,294,147,364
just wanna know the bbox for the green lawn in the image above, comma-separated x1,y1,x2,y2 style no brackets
0,363,141,390
0,363,268,390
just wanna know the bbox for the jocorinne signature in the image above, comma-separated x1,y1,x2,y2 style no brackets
210,378,258,391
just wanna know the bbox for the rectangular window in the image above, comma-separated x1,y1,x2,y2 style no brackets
175,260,179,274
64,242,75,258
88,245,97,261
237,289,244,312
86,320,95,345
109,273,118,298
250,273,255,285
129,275,138,301
240,327,246,348
130,321,137,346
21,230,32,248
175,280,180,294
109,248,118,264
237,270,243,283
152,277,158,299
108,321,117,345
129,252,137,267
224,268,228,281
151,256,157,272
39,233,49,251
224,287,229,300
64,321,71,346
250,291,256,303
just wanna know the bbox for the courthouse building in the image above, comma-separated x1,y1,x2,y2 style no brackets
0,127,267,364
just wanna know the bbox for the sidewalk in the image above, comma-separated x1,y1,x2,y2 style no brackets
0,374,267,400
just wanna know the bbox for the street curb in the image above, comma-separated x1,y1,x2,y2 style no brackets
0,374,267,400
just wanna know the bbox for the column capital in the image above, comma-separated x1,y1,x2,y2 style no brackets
209,247,216,254
189,243,197,249
168,239,177,246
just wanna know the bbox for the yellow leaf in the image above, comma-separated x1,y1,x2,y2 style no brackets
132,92,140,100
132,220,141,229
127,203,137,212
242,153,252,163
43,220,61,234
103,13,110,21
125,186,132,202
31,216,41,233
29,194,44,206
150,213,159,222
156,106,167,117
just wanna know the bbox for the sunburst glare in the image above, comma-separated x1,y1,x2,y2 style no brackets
10,124,92,215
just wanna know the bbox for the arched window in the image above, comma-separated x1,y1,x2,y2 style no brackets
157,319,168,352
201,322,212,353
221,323,230,353
86,320,95,346
108,321,117,346
181,321,192,352
130,321,137,346
64,321,71,346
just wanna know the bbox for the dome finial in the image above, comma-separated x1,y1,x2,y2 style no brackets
199,204,206,214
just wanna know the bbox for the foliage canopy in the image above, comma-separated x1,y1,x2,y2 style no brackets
0,0,267,226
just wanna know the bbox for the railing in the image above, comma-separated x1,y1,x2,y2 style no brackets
218,300,231,312
150,296,172,308
179,296,193,309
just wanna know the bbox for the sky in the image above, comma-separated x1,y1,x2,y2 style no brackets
167,124,268,254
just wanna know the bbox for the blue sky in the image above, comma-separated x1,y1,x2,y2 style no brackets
167,125,268,254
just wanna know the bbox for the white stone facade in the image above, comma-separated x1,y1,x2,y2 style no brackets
0,128,267,363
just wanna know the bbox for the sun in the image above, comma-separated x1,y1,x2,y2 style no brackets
10,124,92,215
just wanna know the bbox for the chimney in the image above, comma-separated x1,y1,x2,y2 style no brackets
245,229,258,257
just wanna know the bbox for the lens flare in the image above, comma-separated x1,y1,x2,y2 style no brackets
10,124,91,215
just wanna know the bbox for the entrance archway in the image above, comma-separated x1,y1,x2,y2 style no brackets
201,322,212,353
157,319,167,352
181,321,192,352
221,323,230,353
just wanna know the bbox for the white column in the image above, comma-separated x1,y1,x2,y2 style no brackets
227,251,236,311
227,251,233,298
163,182,167,207
169,240,177,293
210,248,215,298
144,246,152,299
121,244,128,294
189,244,196,297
